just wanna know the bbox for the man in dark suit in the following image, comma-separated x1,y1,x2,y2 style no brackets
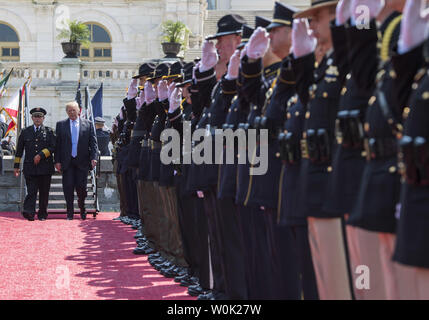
55,101,98,220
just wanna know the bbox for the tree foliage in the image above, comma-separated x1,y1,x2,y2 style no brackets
57,20,91,48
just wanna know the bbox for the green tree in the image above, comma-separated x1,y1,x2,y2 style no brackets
57,20,91,48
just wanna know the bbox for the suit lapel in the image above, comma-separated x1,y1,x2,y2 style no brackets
78,118,84,149
65,119,71,142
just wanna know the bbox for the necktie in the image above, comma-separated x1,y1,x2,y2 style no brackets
71,120,78,157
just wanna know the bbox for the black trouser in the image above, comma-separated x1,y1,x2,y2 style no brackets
23,174,52,218
124,168,139,219
250,207,276,299
216,197,248,300
194,196,211,290
176,190,201,278
291,225,319,300
236,205,255,298
264,209,301,300
204,187,226,295
62,158,88,217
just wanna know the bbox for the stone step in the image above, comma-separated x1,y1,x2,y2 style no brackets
47,200,95,205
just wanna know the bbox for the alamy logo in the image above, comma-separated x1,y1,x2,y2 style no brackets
160,121,269,176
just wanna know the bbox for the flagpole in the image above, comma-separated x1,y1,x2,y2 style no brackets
18,88,24,214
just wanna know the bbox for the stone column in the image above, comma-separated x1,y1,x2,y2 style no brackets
58,58,81,83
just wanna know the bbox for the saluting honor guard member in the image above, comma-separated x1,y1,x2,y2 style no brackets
14,108,55,221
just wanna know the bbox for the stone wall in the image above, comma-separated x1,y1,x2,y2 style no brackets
0,156,120,213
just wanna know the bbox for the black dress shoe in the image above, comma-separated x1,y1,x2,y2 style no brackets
80,212,87,220
67,217,73,220
22,212,35,221
112,216,121,221
148,253,161,259
197,292,216,300
188,284,205,297
134,230,143,239
38,217,47,221
174,273,190,283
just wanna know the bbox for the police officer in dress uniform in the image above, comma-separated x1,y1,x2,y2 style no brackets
95,117,111,156
240,2,303,300
391,0,429,299
14,108,55,221
345,0,417,300
290,0,355,300
188,14,245,300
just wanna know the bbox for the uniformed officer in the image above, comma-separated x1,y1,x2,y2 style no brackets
95,117,111,156
391,0,429,299
291,0,354,300
344,0,417,300
14,108,55,221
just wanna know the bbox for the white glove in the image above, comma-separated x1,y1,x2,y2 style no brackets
168,82,177,100
292,19,316,59
240,45,248,60
136,90,145,110
127,79,138,100
247,27,270,60
144,81,157,105
119,108,124,120
157,80,169,101
226,49,241,80
336,0,352,26
351,0,384,26
169,87,182,114
0,114,5,123
199,40,218,73
398,0,429,54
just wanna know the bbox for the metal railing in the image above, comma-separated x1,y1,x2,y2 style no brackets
84,85,100,215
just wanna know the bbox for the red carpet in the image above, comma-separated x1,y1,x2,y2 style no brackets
0,212,195,300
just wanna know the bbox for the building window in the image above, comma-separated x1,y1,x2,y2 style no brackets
0,22,19,61
79,23,112,62
207,0,216,10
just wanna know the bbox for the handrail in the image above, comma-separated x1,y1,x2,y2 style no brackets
84,85,100,214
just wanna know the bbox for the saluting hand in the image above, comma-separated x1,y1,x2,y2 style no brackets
33,154,41,166
144,81,157,105
398,0,429,54
157,80,169,101
292,19,316,59
226,49,241,80
200,40,218,73
336,0,352,26
351,0,384,23
127,79,138,100
169,87,182,114
247,27,270,60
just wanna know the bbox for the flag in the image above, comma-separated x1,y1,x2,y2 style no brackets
0,68,13,98
91,83,103,119
2,81,27,136
75,81,82,110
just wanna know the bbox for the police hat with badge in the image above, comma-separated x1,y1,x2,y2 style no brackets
133,63,157,79
162,61,185,82
176,62,195,88
30,107,47,118
266,1,297,31
206,14,246,41
147,63,172,83
293,0,338,19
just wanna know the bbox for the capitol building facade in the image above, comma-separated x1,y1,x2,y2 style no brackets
0,0,309,129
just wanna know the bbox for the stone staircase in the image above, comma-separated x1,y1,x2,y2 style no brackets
38,172,99,217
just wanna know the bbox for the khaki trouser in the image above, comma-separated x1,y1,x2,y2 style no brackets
307,217,352,300
116,172,128,217
346,226,387,299
379,234,419,300
159,186,187,267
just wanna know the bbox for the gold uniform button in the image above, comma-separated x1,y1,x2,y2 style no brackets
275,152,280,158
341,87,347,95
287,113,291,119
346,74,352,80
361,151,367,158
412,83,418,90
403,107,411,118
295,111,300,117
253,106,258,110
389,70,396,79
369,96,376,106
305,112,311,119
323,92,328,98
423,92,429,100
364,122,370,133
389,166,396,173
327,166,332,172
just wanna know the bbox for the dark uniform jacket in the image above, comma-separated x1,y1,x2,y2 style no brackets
392,42,429,268
0,121,7,174
347,14,403,233
96,128,110,156
14,125,55,175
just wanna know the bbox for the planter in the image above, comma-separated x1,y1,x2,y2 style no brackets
161,42,182,58
61,42,81,59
